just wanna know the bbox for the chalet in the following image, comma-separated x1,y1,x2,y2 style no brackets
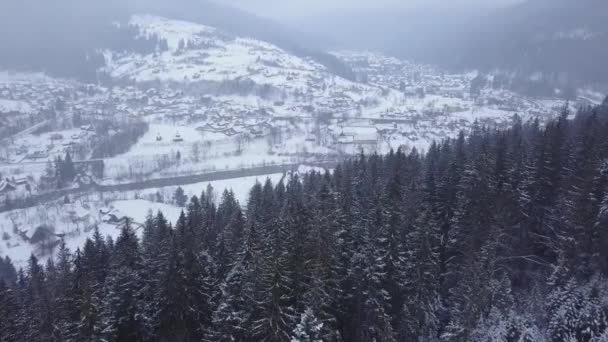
336,125,379,154
173,133,184,142
376,123,398,135
336,136,379,154
337,133,354,144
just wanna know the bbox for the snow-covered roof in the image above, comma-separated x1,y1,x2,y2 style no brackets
337,135,354,144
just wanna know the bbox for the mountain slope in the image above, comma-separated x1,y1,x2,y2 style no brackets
106,15,322,85
131,0,355,80
0,0,352,81
103,15,387,115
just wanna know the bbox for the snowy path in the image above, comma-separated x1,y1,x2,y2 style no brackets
3,120,50,141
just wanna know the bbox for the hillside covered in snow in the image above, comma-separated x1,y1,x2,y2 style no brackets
0,11,601,277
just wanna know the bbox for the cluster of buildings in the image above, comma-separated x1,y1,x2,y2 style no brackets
0,49,577,198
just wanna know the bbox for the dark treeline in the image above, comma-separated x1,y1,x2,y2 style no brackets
0,256,17,284
51,152,77,189
2,99,608,341
91,122,149,159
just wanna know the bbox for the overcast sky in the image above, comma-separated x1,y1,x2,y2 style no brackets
220,0,525,19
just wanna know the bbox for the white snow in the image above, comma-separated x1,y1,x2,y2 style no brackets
0,172,288,268
0,99,33,114
130,14,218,51
112,199,184,224
105,14,319,87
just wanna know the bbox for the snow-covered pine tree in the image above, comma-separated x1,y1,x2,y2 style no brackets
208,261,253,342
154,211,213,341
291,308,324,342
17,255,54,342
251,179,295,342
186,195,203,237
283,174,313,316
48,242,81,341
0,279,19,341
300,174,341,340
0,256,17,284
547,276,608,342
377,167,408,330
345,155,396,342
94,220,145,342
139,211,171,339
173,186,187,207
401,145,442,341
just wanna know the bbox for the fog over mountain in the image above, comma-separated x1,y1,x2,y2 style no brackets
1,0,606,87
249,0,608,88
221,0,522,18
0,0,353,80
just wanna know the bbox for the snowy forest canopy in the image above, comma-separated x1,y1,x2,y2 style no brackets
1,98,608,341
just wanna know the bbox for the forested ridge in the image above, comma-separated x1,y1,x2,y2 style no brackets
1,98,608,341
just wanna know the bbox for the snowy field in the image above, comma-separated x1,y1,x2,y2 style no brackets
0,99,33,114
0,172,288,268
103,131,301,182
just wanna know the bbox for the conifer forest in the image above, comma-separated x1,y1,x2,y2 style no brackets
2,100,608,341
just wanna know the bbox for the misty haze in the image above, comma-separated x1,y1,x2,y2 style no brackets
0,0,607,341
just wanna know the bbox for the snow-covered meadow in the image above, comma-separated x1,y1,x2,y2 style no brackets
0,171,292,268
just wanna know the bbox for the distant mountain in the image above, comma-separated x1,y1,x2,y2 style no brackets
300,0,608,90
0,0,354,81
0,0,128,80
457,0,608,86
